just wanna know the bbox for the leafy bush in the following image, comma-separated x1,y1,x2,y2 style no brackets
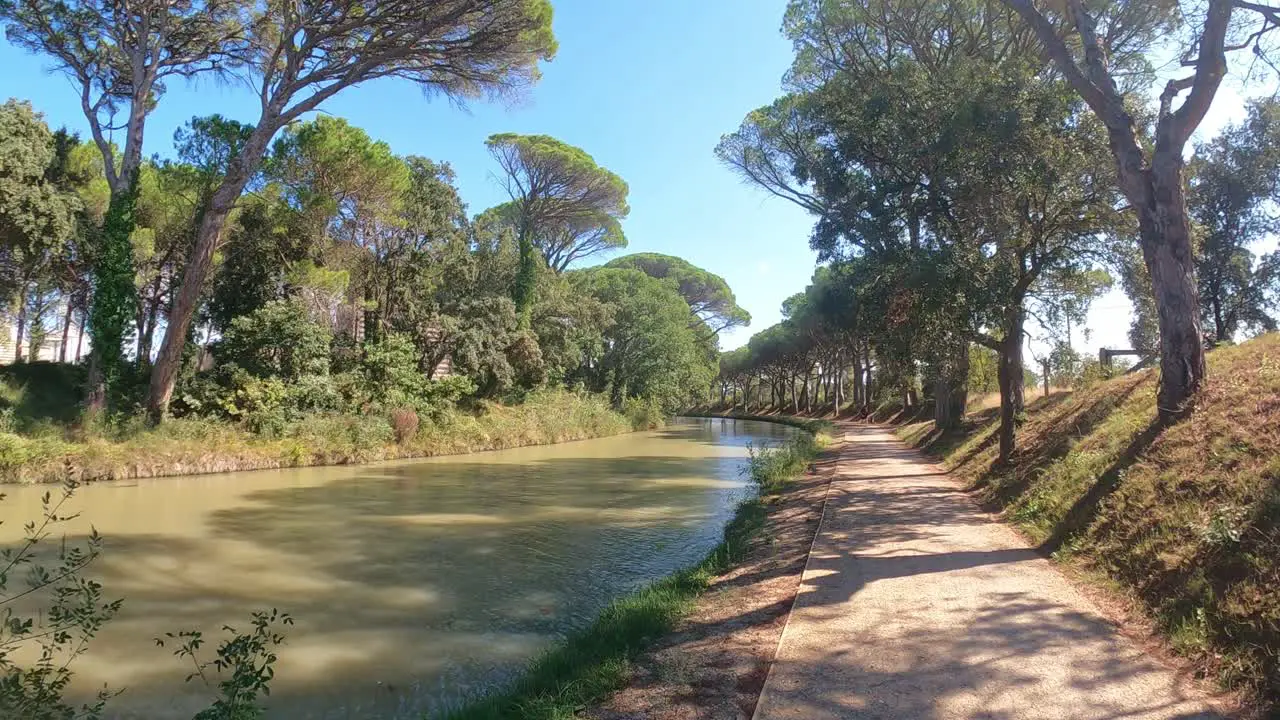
358,333,426,409
284,373,345,414
622,396,665,430
0,362,88,431
159,610,294,720
215,369,289,436
507,330,546,389
744,432,820,492
218,300,332,381
352,334,477,418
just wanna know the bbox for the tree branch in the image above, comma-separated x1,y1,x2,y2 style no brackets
1001,0,1109,112
1166,0,1234,150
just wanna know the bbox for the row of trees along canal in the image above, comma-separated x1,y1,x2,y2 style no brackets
0,0,752,432
715,0,1280,464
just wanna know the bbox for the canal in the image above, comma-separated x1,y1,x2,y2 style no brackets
0,417,797,718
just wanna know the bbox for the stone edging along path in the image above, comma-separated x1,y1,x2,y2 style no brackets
751,423,1222,720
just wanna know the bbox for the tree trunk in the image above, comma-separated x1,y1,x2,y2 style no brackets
363,283,379,345
145,128,275,421
834,364,843,412
86,181,141,416
807,371,814,414
75,321,85,363
996,311,1026,464
852,354,864,410
934,344,970,431
1003,0,1220,424
800,366,812,413
137,294,160,366
513,227,538,319
864,347,873,411
14,286,28,363
1141,152,1207,420
1211,297,1226,344
837,364,845,412
60,299,74,363
135,303,148,364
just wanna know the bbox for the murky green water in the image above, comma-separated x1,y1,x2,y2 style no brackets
0,417,795,719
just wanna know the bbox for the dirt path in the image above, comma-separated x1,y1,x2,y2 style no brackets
752,424,1220,720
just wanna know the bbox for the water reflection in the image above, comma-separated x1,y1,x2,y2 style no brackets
0,417,795,719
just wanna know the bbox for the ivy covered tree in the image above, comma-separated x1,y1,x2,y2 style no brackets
1,0,247,410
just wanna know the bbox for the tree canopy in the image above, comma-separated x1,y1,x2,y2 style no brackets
0,100,734,439
486,133,630,312
0,100,80,362
1189,98,1280,343
569,267,715,413
604,252,750,336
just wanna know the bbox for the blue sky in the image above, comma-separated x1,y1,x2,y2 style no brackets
0,1,1268,357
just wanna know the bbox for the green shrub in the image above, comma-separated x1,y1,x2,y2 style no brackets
622,396,666,430
0,362,88,430
417,376,476,420
219,300,332,381
358,333,425,408
356,335,476,418
745,432,820,492
217,370,287,424
0,479,121,720
284,373,345,414
158,610,294,720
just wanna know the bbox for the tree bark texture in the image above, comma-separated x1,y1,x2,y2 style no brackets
996,310,1026,464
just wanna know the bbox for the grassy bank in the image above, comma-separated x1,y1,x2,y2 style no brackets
448,421,829,720
0,385,634,484
897,334,1280,711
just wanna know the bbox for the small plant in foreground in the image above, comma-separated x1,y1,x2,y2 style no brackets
0,479,121,720
0,478,293,720
158,609,294,720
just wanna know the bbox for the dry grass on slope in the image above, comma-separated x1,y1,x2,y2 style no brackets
900,333,1280,711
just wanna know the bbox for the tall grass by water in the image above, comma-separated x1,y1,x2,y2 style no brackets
0,387,634,484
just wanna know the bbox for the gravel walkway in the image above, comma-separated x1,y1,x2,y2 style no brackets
752,424,1220,720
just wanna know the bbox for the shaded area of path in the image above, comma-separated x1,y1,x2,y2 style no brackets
753,424,1219,720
